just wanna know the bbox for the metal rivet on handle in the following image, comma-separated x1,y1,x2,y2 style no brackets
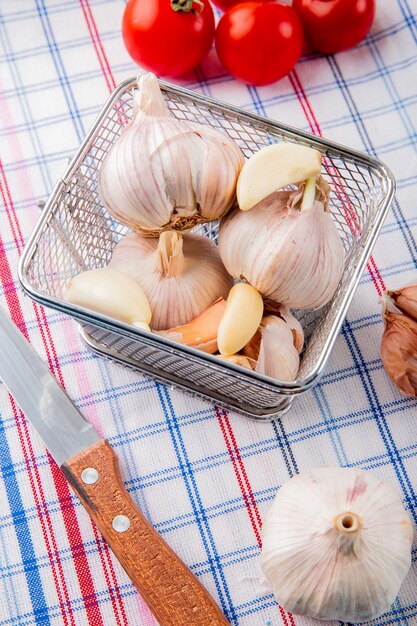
112,515,131,533
81,467,99,484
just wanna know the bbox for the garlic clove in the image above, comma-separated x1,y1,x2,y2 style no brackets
386,283,417,322
261,466,413,622
255,316,300,381
64,268,151,330
156,298,226,354
217,283,264,357
109,230,232,331
237,142,322,211
381,306,417,396
217,354,255,369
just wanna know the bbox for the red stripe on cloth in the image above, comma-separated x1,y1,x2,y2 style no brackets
216,408,295,626
289,70,386,296
76,4,133,623
0,238,74,626
79,0,117,94
0,168,105,626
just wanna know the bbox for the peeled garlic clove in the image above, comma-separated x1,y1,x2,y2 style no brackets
156,299,226,354
217,354,255,369
387,283,417,321
109,230,232,331
217,283,264,357
255,316,300,381
237,142,322,211
261,466,412,622
98,73,244,234
219,175,345,310
381,307,417,396
64,268,151,330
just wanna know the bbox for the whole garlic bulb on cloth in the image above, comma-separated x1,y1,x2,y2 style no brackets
261,466,413,622
109,230,232,330
218,175,345,309
98,73,244,235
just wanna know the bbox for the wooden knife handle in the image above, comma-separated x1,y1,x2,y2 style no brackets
62,439,228,626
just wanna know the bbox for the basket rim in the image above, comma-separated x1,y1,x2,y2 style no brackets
18,75,396,398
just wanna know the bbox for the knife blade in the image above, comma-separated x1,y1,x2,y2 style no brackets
0,306,228,626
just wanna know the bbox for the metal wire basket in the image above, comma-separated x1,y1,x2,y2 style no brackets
19,76,395,420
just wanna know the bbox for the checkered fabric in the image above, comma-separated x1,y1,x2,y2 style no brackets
1,1,417,624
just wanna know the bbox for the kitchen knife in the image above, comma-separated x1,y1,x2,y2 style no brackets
0,306,229,626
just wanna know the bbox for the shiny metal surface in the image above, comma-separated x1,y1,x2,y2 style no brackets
0,307,100,466
18,77,395,419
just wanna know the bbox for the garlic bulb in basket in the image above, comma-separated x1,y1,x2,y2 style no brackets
98,73,244,234
218,175,345,309
109,230,232,331
261,466,413,622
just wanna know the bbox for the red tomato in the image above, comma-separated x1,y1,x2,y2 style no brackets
215,2,303,86
122,0,215,78
293,0,375,54
211,0,267,11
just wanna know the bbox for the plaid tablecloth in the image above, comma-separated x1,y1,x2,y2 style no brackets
1,1,417,624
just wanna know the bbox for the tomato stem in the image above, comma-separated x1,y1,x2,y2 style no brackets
171,0,204,15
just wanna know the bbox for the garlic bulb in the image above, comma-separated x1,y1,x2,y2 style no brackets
156,298,226,354
109,230,232,331
98,73,244,234
218,175,345,309
381,293,417,396
243,315,300,381
261,466,413,622
64,267,151,331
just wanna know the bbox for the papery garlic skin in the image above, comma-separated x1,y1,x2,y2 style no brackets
381,306,417,396
98,73,244,234
109,230,232,331
218,177,345,310
156,298,226,354
264,302,304,353
217,354,255,369
387,284,417,322
261,466,412,622
242,315,300,381
256,316,300,381
64,268,151,331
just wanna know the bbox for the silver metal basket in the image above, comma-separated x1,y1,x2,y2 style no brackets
19,76,395,420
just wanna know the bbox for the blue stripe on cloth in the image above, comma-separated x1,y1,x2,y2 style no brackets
325,56,417,267
156,382,239,624
35,0,85,143
0,415,51,625
0,21,53,193
342,319,417,519
398,0,417,45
